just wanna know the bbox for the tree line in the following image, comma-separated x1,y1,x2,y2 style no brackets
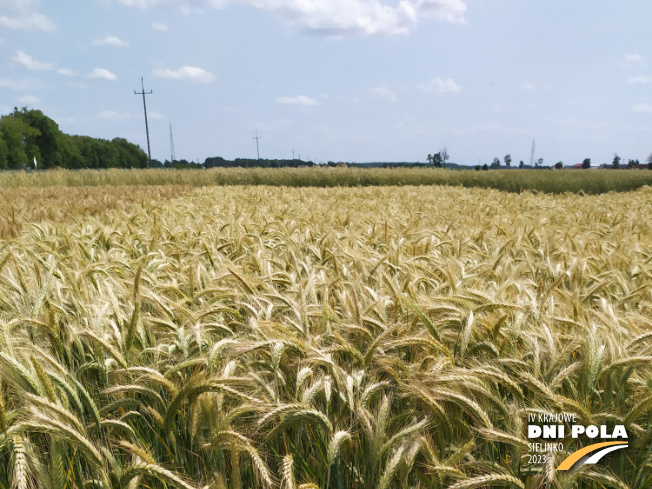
440,152,652,171
204,156,315,168
0,108,148,170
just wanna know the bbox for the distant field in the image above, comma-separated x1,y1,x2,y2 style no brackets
1,167,652,193
1,184,651,488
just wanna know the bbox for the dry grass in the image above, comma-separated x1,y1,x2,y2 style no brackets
0,184,651,488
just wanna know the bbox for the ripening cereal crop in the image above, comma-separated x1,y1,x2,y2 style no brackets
0,183,651,488
1,167,652,194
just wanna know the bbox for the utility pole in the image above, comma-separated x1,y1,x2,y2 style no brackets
529,139,536,168
169,123,176,163
252,131,262,160
134,77,153,167
292,149,295,160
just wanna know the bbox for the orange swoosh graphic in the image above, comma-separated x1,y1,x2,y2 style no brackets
556,441,628,471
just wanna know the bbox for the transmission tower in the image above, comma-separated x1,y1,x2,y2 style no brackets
134,77,153,167
169,123,176,163
253,131,262,160
529,139,536,167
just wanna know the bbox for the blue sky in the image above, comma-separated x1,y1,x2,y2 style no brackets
1,0,651,166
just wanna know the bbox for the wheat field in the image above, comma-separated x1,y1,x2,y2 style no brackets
0,184,651,488
2,167,652,194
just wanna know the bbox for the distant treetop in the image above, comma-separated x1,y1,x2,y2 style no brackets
0,107,148,170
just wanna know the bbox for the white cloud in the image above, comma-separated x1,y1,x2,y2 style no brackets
371,85,397,102
245,0,418,36
57,68,78,77
415,0,467,24
114,0,466,36
11,50,53,71
89,68,118,81
98,110,131,120
17,95,40,105
417,77,460,93
93,35,129,47
1,0,40,7
153,66,216,83
0,0,56,31
628,76,652,84
632,103,652,113
0,12,56,31
152,21,169,31
241,0,465,36
275,95,320,106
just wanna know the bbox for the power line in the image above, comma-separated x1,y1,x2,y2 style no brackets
252,131,262,160
134,77,153,167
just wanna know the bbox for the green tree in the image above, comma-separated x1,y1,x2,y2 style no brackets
432,152,442,167
0,108,148,170
72,136,98,168
0,113,41,169
582,158,591,169
72,136,115,169
0,133,8,169
111,137,148,168
504,154,512,167
14,108,78,169
612,153,621,169
519,160,524,168
555,161,563,169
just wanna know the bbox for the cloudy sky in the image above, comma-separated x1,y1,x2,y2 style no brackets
1,0,651,165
